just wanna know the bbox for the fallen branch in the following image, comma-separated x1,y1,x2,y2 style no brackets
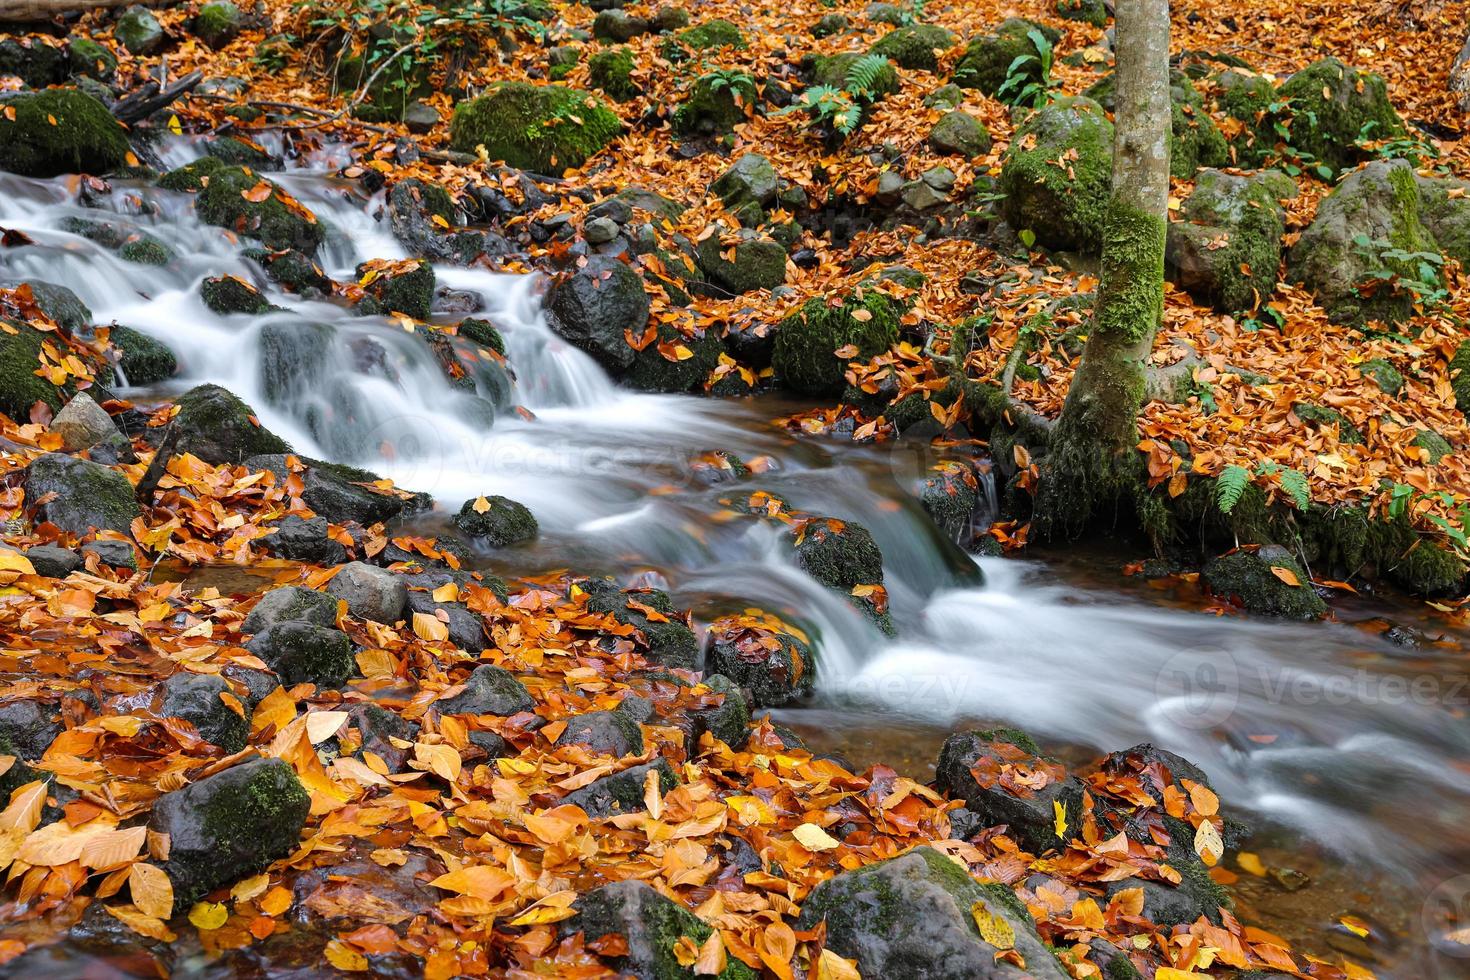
135,424,179,502
112,70,203,125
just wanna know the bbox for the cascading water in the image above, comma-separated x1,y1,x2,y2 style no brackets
4,143,1469,958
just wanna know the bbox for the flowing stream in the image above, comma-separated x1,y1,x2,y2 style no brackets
2,144,1468,976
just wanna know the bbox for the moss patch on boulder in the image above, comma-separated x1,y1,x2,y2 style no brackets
1275,57,1402,173
196,167,325,254
952,18,1061,97
869,24,955,72
0,89,130,178
772,290,902,396
998,96,1113,253
449,83,621,176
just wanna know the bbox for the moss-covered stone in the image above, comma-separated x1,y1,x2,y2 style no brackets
568,881,757,979
808,52,899,100
935,728,1086,852
438,663,534,716
452,494,538,546
693,228,786,294
627,323,722,393
1451,341,1470,415
173,383,291,464
335,49,432,123
355,259,434,319
1057,0,1108,26
449,83,621,176
25,452,140,537
110,324,176,385
1292,401,1364,444
869,24,955,72
952,18,1061,97
674,19,745,54
1360,357,1404,395
813,13,848,38
1166,169,1294,312
253,34,292,72
1275,57,1402,173
560,759,679,818
0,37,66,88
192,1,244,49
1412,429,1452,464
928,109,991,158
457,317,505,356
245,622,354,688
705,615,815,706
197,167,325,254
161,673,248,752
788,516,893,633
149,758,310,912
672,71,758,136
0,89,130,179
201,275,272,315
588,46,638,100
67,38,118,80
582,579,698,669
158,155,225,192
772,290,902,396
1201,545,1327,619
0,320,72,419
998,96,1113,253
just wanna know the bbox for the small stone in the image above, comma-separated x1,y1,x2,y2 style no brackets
928,110,991,158
452,495,538,547
901,180,948,210
554,709,643,757
326,561,408,624
50,393,119,451
402,100,439,134
0,700,62,759
81,539,138,569
584,216,620,244
260,515,347,565
22,545,81,578
560,759,679,818
242,585,338,634
161,673,248,752
921,166,957,192
437,664,535,717
875,170,905,203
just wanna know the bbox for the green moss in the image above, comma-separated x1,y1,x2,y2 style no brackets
254,34,292,72
574,882,756,979
1056,0,1108,26
158,155,225,191
67,38,118,79
452,495,538,546
449,83,621,176
589,46,638,101
1096,201,1166,344
692,232,786,294
1411,429,1452,464
976,726,1042,755
0,89,130,179
192,1,243,49
201,275,272,315
808,53,899,100
457,318,505,356
952,18,1061,96
998,96,1113,253
772,291,901,396
1360,357,1403,395
174,383,292,463
677,19,745,52
356,259,434,319
869,24,955,72
110,325,176,384
334,50,431,123
672,71,758,136
0,321,69,419
1201,548,1327,619
118,236,172,266
1452,342,1470,415
627,323,721,392
1172,169,1293,312
1369,519,1467,595
196,167,325,253
1275,57,1403,173
1293,401,1364,444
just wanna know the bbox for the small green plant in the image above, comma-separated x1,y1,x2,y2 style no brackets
1350,233,1448,312
994,28,1056,108
842,54,894,101
701,68,757,100
1216,461,1310,513
781,55,893,142
1357,120,1439,168
1263,98,1336,180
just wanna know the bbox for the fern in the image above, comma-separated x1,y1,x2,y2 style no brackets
844,54,891,100
1215,465,1251,514
1278,467,1311,512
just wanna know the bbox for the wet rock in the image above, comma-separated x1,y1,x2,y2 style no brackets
50,393,118,451
243,454,422,526
920,461,980,543
116,6,166,56
196,167,325,254
452,495,538,547
402,577,487,653
158,155,225,192
222,665,280,712
560,758,679,818
25,453,140,537
242,585,338,635
1167,169,1295,313
173,384,291,464
246,622,354,688
710,153,779,226
326,561,407,624
797,846,1068,980
67,37,118,81
449,83,621,176
4,279,93,337
953,18,1061,97
203,133,279,170
437,664,535,716
330,702,419,772
110,325,177,384
626,322,722,393
23,545,81,578
999,95,1113,253
688,674,750,751
772,290,901,396
928,109,991,158
584,215,620,244
161,673,248,752
0,88,131,178
260,514,347,565
704,615,815,706
567,881,758,979
555,709,643,757
201,274,273,316
788,515,893,633
81,539,137,569
582,579,698,668
384,178,489,266
1202,545,1327,620
545,254,650,373
149,758,310,912
356,259,435,319
0,36,66,88
934,728,1086,852
0,700,62,759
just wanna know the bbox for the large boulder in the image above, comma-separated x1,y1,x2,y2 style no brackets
952,18,1061,98
326,561,407,624
190,1,244,49
449,83,621,176
172,384,291,464
0,89,131,178
0,321,78,420
196,167,325,254
1287,159,1437,325
149,758,310,911
386,178,491,266
1416,173,1470,267
692,226,787,294
110,325,177,385
355,259,435,319
1276,57,1402,173
934,728,1085,853
1202,544,1327,620
25,453,139,537
1166,169,1296,312
545,255,650,373
243,454,419,527
566,881,757,979
49,393,118,452
0,36,66,88
998,96,1113,253
772,290,901,396
869,23,955,72
797,847,1067,980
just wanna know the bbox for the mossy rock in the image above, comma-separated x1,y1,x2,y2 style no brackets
196,167,325,254
158,155,225,192
149,758,310,912
67,38,118,80
452,495,538,546
457,317,505,356
592,9,649,43
670,18,745,56
1057,0,1108,26
1412,429,1452,464
1275,57,1402,173
0,37,66,88
0,320,84,419
588,46,638,100
1166,169,1294,313
245,622,354,688
582,579,698,668
1293,402,1364,444
998,96,1113,253
772,290,901,396
952,18,1062,97
1360,357,1403,395
201,275,272,315
692,228,786,295
705,615,816,706
869,24,955,72
808,52,899,101
561,759,679,818
672,71,757,136
115,6,165,56
191,1,244,49
1369,519,1467,596
173,383,291,464
567,881,757,979
0,89,130,179
334,51,431,123
1417,174,1470,266
787,516,893,633
161,674,248,752
1202,545,1327,619
812,13,848,38
205,134,280,170
110,324,176,385
244,247,333,296
355,259,435,319
1451,341,1470,415
449,82,621,176
627,323,722,392
254,34,292,72
25,453,141,537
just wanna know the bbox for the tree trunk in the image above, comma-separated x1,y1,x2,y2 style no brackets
1453,29,1470,113
1034,0,1172,537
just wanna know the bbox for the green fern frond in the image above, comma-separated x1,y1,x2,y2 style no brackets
1215,465,1251,514
1278,467,1311,512
844,54,891,97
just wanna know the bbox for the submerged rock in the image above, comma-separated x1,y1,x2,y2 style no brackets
566,881,757,979
149,758,310,911
196,167,325,254
797,846,1067,980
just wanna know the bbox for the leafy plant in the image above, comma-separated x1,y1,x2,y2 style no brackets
994,28,1056,109
1350,233,1448,312
781,86,862,138
843,54,894,102
1357,120,1439,168
1216,461,1310,513
1215,465,1251,514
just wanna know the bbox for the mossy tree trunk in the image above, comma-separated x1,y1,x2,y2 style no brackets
1035,0,1171,536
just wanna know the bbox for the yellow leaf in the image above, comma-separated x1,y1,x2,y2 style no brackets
100,715,144,737
1053,799,1068,839
472,495,491,514
1237,852,1267,877
430,864,515,900
188,901,229,931
694,930,727,975
412,611,449,642
324,939,370,971
1338,914,1371,939
414,741,461,782
1269,565,1301,587
166,114,183,135
816,949,861,980
306,710,349,744
105,903,176,942
792,822,839,852
1193,819,1224,867
972,901,1016,950
129,863,174,919
431,581,460,603
80,825,147,870
231,873,270,903
0,549,34,574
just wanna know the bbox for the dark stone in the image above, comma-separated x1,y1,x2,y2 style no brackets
173,384,291,465
243,454,419,527
245,622,354,688
161,673,248,752
687,674,750,751
582,579,698,668
260,515,348,564
81,539,137,569
25,452,140,537
560,760,679,818
1201,545,1327,620
437,664,535,716
325,561,407,624
545,255,650,373
566,881,757,979
704,617,815,706
0,700,62,759
241,585,338,634
934,729,1086,853
452,495,538,547
22,545,81,578
554,709,643,757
